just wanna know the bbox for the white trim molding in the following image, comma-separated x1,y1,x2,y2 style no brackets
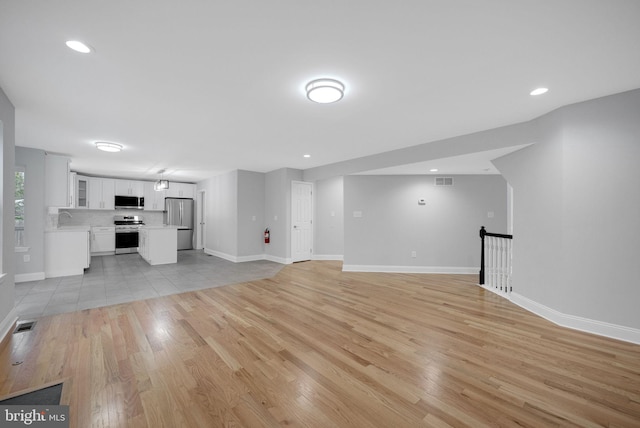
15,272,45,283
510,292,640,345
264,254,291,265
0,308,18,346
312,254,344,261
342,265,477,274
204,248,283,264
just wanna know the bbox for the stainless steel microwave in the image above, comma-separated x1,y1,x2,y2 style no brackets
114,195,144,210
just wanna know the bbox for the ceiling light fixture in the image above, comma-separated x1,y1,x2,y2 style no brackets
429,168,439,172
95,142,122,152
154,169,169,191
530,87,549,96
306,78,344,103
65,40,92,53
303,154,311,158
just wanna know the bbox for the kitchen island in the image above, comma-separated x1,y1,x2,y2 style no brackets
44,225,91,277
138,225,178,265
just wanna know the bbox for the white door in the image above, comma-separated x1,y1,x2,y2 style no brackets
291,181,313,262
196,190,206,249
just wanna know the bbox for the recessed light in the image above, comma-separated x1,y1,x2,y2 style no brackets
530,87,548,96
429,168,439,172
66,40,92,53
303,154,311,158
306,79,344,103
95,142,122,152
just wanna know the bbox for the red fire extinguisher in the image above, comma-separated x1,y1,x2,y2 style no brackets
264,228,270,244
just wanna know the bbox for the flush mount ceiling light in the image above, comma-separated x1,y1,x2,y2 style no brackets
303,154,311,158
429,168,439,172
65,40,92,53
95,142,122,152
530,87,549,96
306,78,344,103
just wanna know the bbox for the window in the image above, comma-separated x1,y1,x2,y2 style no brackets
15,167,25,247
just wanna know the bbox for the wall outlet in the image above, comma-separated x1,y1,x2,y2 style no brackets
252,215,256,221
274,215,278,221
411,251,417,258
23,254,30,262
487,211,495,218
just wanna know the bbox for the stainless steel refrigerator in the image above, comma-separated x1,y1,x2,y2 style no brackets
164,197,194,250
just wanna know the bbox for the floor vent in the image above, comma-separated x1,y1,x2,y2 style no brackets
435,177,454,186
13,321,37,334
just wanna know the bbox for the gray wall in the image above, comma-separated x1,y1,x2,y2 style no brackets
494,88,640,330
313,176,344,258
0,86,16,329
198,170,238,257
343,175,507,270
264,168,302,262
237,170,265,257
15,147,45,278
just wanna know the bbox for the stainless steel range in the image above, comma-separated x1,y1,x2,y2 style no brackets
114,215,144,254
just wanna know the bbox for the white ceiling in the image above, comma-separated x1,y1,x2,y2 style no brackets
1,1,639,182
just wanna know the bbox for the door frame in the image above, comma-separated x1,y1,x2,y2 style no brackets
290,180,314,262
196,189,206,250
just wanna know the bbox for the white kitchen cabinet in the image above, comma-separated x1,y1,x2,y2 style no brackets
138,226,177,265
76,175,89,208
115,179,144,197
89,177,115,210
165,182,195,199
91,226,116,255
45,227,90,277
45,154,73,207
143,181,166,211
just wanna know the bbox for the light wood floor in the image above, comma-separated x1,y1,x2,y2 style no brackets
1,261,639,427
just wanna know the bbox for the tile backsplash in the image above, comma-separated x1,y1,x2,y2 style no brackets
58,209,165,227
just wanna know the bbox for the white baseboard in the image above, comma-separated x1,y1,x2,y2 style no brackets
0,308,18,345
204,248,288,264
264,254,291,264
342,265,477,274
510,292,640,345
312,254,344,261
15,272,45,283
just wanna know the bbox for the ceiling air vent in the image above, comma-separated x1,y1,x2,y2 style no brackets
434,177,454,186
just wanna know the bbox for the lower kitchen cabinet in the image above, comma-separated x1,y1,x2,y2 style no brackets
45,227,90,277
91,226,116,255
138,226,177,265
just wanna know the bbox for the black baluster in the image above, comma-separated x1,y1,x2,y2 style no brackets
479,226,486,285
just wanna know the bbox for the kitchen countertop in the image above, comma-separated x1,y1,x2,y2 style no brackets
45,225,91,232
140,225,179,230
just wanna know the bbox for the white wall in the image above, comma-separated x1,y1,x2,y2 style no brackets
343,174,507,271
264,168,302,263
198,170,238,258
237,170,265,258
494,88,640,335
14,147,45,280
0,85,17,336
313,176,344,259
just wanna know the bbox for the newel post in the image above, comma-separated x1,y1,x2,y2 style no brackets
479,226,486,285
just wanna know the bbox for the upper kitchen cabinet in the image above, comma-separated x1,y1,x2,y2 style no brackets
143,181,166,211
165,182,195,199
88,177,115,210
76,175,89,208
115,179,144,197
45,154,73,207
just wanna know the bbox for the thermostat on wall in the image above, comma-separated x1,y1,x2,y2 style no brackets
418,198,426,205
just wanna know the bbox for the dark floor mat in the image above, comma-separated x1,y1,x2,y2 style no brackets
0,383,62,405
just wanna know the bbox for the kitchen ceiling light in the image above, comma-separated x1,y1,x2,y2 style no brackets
303,154,311,158
306,79,344,103
429,168,439,172
154,180,169,191
530,87,549,96
95,142,122,152
65,40,92,53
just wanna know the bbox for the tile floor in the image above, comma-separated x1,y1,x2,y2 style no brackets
14,250,284,319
